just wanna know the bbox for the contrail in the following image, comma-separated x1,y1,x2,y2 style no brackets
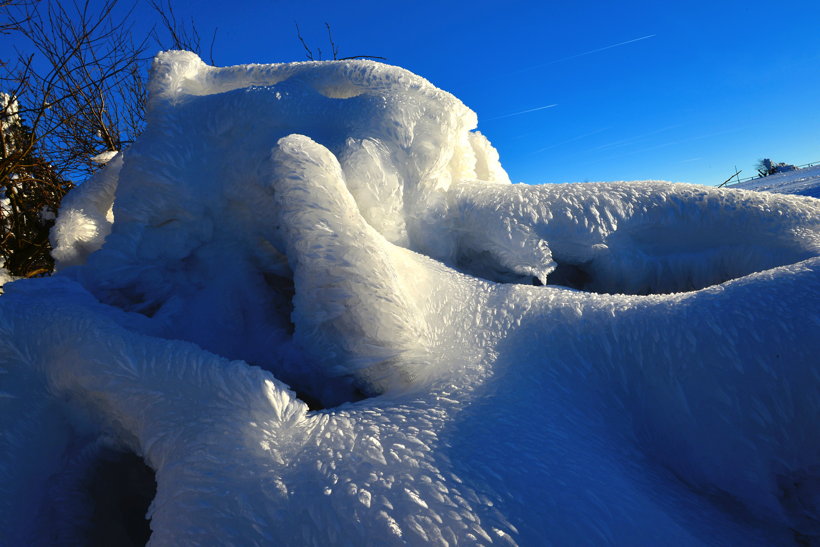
534,127,609,154
593,123,684,152
585,126,745,166
484,104,558,121
514,34,656,73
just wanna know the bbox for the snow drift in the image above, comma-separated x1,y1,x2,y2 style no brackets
2,51,820,545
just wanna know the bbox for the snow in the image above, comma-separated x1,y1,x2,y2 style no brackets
90,150,119,165
1,92,20,160
0,260,15,292
2,51,820,544
729,163,820,198
50,154,120,268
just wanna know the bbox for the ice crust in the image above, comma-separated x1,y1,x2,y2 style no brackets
3,52,820,544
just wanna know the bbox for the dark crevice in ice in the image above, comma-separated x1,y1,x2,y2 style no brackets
82,447,156,546
545,261,593,291
456,253,747,296
259,270,380,409
294,385,370,411
263,271,296,335
545,257,745,296
294,390,326,411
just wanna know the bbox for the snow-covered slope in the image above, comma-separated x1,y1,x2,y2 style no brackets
2,52,819,545
730,164,820,198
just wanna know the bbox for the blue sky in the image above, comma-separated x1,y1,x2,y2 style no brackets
8,0,820,186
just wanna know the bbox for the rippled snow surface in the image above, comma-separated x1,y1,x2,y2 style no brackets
2,52,820,545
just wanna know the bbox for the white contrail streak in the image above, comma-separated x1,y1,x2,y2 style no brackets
533,127,609,154
485,104,558,121
514,34,657,72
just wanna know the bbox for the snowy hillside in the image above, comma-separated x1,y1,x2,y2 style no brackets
1,52,819,545
729,163,820,198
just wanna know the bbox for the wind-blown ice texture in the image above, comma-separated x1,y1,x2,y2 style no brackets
2,52,820,545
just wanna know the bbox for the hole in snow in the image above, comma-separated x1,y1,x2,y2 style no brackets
82,447,156,546
470,252,774,296
292,385,370,411
543,256,745,295
545,261,592,291
263,271,296,335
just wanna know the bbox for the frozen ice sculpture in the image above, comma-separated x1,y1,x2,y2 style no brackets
2,52,820,545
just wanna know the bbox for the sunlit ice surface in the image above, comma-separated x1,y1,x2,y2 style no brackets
2,52,819,545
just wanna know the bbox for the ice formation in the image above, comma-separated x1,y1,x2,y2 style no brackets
2,52,820,545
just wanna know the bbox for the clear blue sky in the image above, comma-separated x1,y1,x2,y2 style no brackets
10,0,820,186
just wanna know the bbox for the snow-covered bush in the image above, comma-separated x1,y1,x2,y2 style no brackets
1,93,72,278
757,157,797,177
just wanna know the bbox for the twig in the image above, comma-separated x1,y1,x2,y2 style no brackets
325,22,338,60
338,55,387,61
209,27,218,65
294,22,314,60
718,169,741,188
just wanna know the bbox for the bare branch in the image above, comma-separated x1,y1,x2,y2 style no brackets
325,22,338,60
337,55,388,61
149,0,202,53
295,22,314,61
208,26,218,65
0,0,148,275
295,22,385,63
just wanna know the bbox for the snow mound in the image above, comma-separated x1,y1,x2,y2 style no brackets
3,52,820,544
